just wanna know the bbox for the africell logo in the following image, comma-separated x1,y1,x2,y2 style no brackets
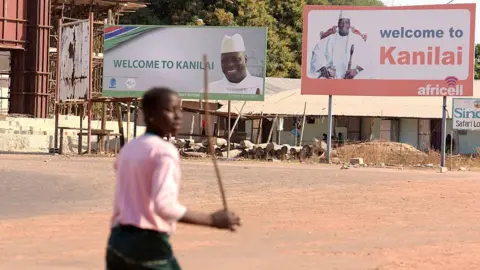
417,76,463,96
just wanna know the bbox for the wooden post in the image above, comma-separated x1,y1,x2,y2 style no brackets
116,103,125,147
266,115,278,143
100,102,107,153
256,115,263,145
198,100,203,140
78,104,84,155
189,115,195,140
126,101,131,143
449,130,453,170
299,102,307,146
54,18,62,153
54,104,59,153
86,13,94,154
228,101,247,141
133,99,138,138
277,127,281,145
294,125,297,146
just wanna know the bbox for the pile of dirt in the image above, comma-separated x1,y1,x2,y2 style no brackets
336,141,432,164
338,141,426,155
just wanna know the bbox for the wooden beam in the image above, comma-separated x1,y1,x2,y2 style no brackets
116,103,125,147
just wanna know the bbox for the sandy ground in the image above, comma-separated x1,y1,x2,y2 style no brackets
1,154,480,270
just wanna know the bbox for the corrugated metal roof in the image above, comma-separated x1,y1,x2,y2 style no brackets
219,79,480,119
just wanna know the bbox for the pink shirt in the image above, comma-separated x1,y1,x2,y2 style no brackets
110,134,187,234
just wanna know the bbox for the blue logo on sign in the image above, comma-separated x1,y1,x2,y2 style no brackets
109,78,117,88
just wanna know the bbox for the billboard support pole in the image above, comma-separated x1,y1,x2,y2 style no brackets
440,96,447,168
87,12,94,154
133,99,138,138
326,95,333,163
227,101,231,158
54,18,62,153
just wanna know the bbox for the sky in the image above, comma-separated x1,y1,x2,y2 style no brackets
384,0,479,43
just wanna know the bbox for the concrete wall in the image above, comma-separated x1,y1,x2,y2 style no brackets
449,119,480,155
457,130,480,154
395,118,478,155
243,116,478,155
244,116,382,146
272,117,329,146
0,87,7,114
2,114,478,154
0,110,214,153
0,115,145,153
399,118,419,148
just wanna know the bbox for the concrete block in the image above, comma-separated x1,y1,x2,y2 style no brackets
350,158,364,166
330,157,341,164
440,167,448,173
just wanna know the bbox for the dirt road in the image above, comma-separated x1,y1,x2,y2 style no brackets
1,154,479,269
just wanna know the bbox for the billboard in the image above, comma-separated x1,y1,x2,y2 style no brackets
302,4,476,96
452,98,480,130
103,26,267,101
59,20,91,101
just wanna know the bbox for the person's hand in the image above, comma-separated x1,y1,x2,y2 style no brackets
344,69,357,79
318,66,335,79
210,209,241,231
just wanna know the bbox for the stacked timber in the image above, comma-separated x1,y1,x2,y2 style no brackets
175,137,333,161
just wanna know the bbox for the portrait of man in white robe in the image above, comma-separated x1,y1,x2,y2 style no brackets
206,34,263,95
309,11,370,79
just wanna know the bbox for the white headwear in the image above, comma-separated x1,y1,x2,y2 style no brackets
339,10,349,20
221,34,246,54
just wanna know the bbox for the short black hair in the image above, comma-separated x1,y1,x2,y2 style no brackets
141,87,178,115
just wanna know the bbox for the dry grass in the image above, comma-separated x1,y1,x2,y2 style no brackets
336,141,480,170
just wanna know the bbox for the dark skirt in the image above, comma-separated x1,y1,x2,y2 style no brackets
106,225,181,270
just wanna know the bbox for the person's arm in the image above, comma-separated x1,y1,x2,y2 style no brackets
180,209,241,231
179,210,213,226
310,40,328,76
351,36,368,78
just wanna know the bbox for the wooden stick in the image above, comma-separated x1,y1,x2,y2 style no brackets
299,102,307,145
203,55,228,211
256,114,263,145
116,103,125,147
100,102,107,152
228,101,247,140
126,101,131,143
267,114,278,143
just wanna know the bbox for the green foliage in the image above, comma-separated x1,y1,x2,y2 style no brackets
121,0,384,78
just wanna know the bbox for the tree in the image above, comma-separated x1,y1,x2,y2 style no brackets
120,0,384,78
475,44,480,80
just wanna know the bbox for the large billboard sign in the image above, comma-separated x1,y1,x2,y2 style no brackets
103,26,267,101
302,4,476,96
452,98,480,130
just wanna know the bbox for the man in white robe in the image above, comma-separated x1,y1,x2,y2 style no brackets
309,11,370,79
207,34,263,95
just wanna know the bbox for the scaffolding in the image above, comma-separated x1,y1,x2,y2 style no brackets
49,1,146,154
47,0,147,118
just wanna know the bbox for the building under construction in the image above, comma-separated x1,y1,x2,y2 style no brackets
0,0,145,118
